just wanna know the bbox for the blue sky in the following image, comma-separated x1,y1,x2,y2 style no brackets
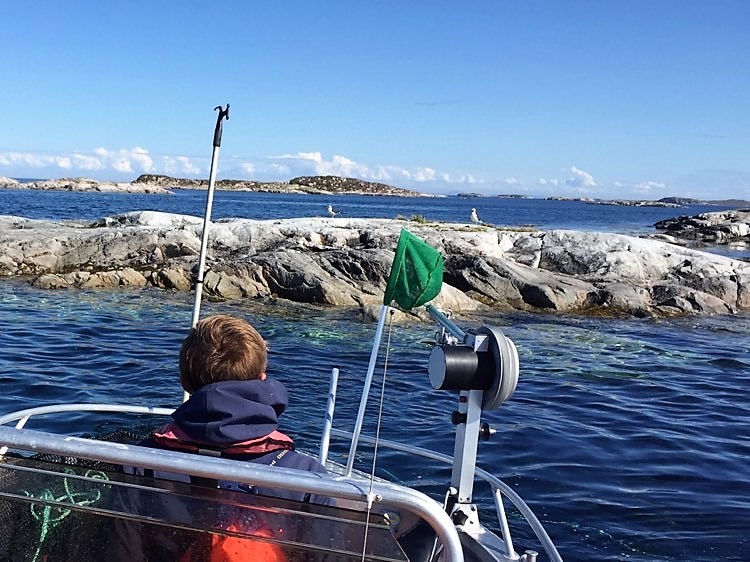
1,1,748,200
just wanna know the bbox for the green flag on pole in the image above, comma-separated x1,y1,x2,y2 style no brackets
383,229,444,310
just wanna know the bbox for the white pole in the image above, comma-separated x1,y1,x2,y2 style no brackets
190,143,221,329
318,367,340,466
345,304,389,476
183,105,229,403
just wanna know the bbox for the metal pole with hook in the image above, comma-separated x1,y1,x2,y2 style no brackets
184,104,229,402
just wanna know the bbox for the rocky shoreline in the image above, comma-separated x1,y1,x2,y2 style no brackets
1,212,748,320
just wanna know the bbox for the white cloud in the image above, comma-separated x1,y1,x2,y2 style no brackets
566,166,596,188
55,156,73,170
161,156,201,176
274,151,323,163
412,167,436,182
320,154,363,177
269,152,453,185
633,180,666,193
93,147,154,174
431,171,479,185
537,177,561,186
0,151,71,169
1,146,481,190
1,145,487,191
112,159,133,173
269,162,290,175
131,147,154,171
0,147,163,178
71,153,105,170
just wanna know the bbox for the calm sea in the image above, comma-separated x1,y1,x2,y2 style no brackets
1,188,749,561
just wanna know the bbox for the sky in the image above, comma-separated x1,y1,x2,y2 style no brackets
1,1,748,200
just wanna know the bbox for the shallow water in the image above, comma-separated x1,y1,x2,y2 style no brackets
1,281,748,561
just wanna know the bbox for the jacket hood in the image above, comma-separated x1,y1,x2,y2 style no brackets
172,378,289,445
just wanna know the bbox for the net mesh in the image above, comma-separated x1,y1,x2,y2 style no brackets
0,429,412,561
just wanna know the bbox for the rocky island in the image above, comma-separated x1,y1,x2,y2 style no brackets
0,174,427,197
1,212,747,320
0,176,173,194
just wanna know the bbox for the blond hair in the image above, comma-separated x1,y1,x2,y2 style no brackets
179,314,268,393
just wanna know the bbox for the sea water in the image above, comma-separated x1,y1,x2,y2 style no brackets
0,189,749,561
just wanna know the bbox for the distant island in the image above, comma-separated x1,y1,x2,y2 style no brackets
458,192,527,199
0,174,432,198
132,173,434,197
544,195,750,208
0,174,747,207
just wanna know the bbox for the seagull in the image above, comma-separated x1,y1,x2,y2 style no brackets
327,204,341,218
470,208,480,225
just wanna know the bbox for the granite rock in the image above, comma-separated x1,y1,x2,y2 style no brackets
1,213,748,319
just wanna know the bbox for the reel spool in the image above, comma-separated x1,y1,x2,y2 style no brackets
428,326,519,410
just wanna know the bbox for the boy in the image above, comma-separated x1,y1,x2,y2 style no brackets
146,314,331,503
111,315,332,561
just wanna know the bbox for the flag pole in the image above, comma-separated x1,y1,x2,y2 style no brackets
345,230,443,475
345,303,389,476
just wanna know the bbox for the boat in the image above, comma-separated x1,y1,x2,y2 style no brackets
0,107,563,562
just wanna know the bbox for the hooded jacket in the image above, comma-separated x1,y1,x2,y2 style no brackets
139,378,332,504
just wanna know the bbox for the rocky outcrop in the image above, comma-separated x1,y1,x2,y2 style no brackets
3,174,424,197
653,209,750,248
287,176,419,196
545,196,681,207
131,174,421,196
1,213,748,319
2,177,172,194
131,174,302,194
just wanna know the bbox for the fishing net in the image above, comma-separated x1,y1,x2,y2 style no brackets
0,430,145,562
383,229,443,310
0,429,412,562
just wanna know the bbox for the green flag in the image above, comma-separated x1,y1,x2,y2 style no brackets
383,229,444,310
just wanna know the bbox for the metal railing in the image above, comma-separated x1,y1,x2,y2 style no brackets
0,404,464,562
330,429,562,562
0,403,561,561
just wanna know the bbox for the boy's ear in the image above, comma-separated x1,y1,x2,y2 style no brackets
258,372,267,381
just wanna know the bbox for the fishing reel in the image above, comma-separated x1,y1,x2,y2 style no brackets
428,324,519,411
425,307,521,529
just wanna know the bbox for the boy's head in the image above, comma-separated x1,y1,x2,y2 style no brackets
179,314,268,394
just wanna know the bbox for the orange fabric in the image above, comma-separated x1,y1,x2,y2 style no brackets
178,526,286,562
210,525,286,562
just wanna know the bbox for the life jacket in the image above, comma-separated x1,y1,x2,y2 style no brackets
152,422,295,457
178,525,286,562
152,422,294,562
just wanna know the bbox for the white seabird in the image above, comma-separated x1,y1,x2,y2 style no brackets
470,208,480,225
327,204,341,218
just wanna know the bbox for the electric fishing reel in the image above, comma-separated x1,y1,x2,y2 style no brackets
427,325,519,411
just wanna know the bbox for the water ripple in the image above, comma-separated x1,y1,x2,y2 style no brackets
1,281,749,561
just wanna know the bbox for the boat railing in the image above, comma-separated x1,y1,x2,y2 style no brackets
330,429,562,562
0,405,561,561
0,404,464,562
